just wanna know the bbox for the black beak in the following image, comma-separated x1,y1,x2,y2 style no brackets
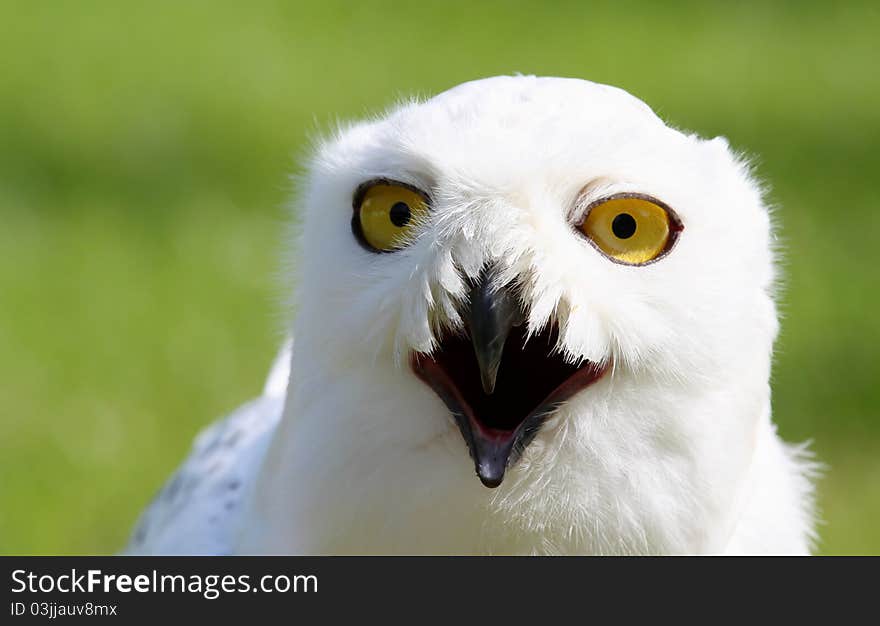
468,267,524,395
465,268,525,486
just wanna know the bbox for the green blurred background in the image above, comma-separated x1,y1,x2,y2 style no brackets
1,0,877,555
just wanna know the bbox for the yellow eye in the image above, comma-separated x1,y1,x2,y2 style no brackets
353,181,429,252
579,195,680,265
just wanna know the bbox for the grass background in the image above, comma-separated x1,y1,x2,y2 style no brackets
1,0,877,554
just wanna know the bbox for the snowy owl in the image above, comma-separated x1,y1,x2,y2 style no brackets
125,76,817,555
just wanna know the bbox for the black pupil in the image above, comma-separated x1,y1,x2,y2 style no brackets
389,202,412,227
611,213,637,239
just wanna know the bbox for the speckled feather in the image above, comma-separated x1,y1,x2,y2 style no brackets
123,341,290,555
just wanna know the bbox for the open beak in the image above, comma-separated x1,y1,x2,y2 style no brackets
411,266,607,488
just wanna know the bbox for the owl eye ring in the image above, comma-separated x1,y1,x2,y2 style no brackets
575,192,683,265
352,178,431,253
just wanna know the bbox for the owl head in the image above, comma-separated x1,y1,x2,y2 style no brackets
285,76,778,547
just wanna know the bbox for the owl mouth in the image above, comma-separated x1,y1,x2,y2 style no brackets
411,270,607,488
